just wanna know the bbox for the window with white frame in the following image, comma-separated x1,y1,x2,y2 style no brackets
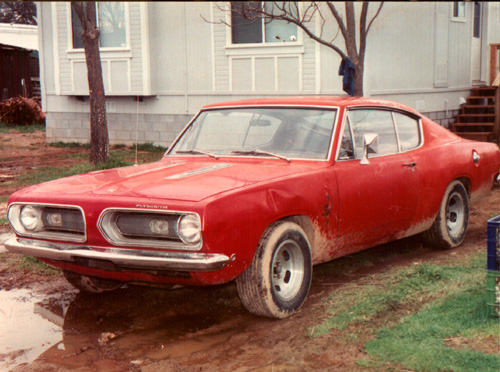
71,2,127,49
231,2,298,44
452,2,466,20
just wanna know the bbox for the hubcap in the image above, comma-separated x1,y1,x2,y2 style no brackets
446,191,465,239
271,239,304,301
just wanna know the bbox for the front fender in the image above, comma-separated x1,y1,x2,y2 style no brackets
201,170,338,280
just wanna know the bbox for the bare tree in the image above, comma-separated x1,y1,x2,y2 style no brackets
0,1,37,25
72,2,109,165
216,2,383,97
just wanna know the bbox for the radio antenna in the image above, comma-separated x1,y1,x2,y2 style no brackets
134,95,139,166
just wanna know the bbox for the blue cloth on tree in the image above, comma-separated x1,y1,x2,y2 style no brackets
338,57,355,96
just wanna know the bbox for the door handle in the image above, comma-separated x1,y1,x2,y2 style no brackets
403,162,417,167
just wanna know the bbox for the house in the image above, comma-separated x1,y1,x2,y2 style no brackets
36,2,500,146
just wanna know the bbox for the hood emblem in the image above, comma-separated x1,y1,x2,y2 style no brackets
165,164,232,180
136,204,169,210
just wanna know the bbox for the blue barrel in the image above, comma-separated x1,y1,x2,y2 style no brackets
487,216,500,272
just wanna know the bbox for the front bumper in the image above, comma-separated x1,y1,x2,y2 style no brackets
4,237,231,272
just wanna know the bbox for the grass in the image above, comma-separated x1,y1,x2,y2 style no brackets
0,253,60,275
365,289,499,372
14,158,132,186
312,253,499,371
0,123,45,133
49,141,90,149
136,142,167,152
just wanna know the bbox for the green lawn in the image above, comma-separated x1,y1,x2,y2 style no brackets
312,253,499,371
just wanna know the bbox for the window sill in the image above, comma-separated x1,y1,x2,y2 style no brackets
67,48,132,60
225,43,304,56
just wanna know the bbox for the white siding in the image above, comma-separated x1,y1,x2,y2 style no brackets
39,1,500,145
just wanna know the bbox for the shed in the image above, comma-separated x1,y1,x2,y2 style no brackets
0,43,39,100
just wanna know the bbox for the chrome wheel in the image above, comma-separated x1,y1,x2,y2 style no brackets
446,191,466,240
271,239,305,302
236,221,312,318
422,180,469,250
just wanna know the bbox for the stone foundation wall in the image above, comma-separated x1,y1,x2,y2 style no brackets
45,112,193,147
422,109,460,129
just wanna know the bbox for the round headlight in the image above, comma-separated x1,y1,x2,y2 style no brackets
178,214,201,245
20,205,40,231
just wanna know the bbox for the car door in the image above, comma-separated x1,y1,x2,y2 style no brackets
333,108,420,253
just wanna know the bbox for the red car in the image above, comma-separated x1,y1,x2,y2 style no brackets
5,97,500,318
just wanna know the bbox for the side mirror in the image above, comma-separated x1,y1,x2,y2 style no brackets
360,133,378,165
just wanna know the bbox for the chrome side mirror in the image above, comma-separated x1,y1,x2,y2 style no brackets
360,133,378,165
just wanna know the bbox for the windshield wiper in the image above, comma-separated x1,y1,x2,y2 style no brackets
231,149,290,162
175,150,219,159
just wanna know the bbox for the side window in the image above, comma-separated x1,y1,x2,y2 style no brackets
393,113,421,151
348,110,398,158
338,118,355,160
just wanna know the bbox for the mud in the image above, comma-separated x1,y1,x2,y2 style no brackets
0,129,499,371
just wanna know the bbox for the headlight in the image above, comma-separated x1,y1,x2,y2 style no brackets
7,203,86,242
178,214,201,245
20,205,41,231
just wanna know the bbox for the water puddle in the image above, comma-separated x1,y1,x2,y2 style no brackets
0,284,247,370
0,289,65,370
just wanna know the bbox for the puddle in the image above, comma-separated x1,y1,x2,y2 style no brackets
0,289,64,370
0,284,247,370
0,232,13,253
146,331,232,360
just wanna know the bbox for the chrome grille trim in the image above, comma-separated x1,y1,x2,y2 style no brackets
7,203,87,243
98,208,203,251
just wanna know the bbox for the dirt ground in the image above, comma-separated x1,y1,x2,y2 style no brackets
0,129,499,372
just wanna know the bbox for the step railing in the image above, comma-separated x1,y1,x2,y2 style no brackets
495,87,499,143
490,43,500,86
491,44,500,143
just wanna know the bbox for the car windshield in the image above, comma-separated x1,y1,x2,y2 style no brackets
168,107,337,160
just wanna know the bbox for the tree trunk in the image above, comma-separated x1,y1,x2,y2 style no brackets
353,62,364,97
84,30,109,165
72,2,109,165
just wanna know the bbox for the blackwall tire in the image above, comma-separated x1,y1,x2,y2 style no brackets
236,221,312,319
63,270,123,294
422,180,469,250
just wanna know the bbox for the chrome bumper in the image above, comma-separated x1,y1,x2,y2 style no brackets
4,238,231,272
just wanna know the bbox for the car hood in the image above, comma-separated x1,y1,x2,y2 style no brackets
17,158,324,202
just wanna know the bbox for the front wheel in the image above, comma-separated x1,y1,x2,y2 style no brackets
236,221,312,319
63,270,123,294
422,180,469,250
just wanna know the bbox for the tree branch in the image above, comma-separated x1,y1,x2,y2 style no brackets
366,2,384,35
326,2,348,47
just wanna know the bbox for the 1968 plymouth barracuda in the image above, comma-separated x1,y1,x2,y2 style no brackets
5,97,500,318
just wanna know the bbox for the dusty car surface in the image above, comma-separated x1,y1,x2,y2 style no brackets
5,97,500,318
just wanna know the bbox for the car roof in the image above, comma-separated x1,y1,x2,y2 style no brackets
202,96,420,115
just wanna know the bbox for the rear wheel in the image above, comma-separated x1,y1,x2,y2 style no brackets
63,270,123,294
422,180,469,249
236,221,312,318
